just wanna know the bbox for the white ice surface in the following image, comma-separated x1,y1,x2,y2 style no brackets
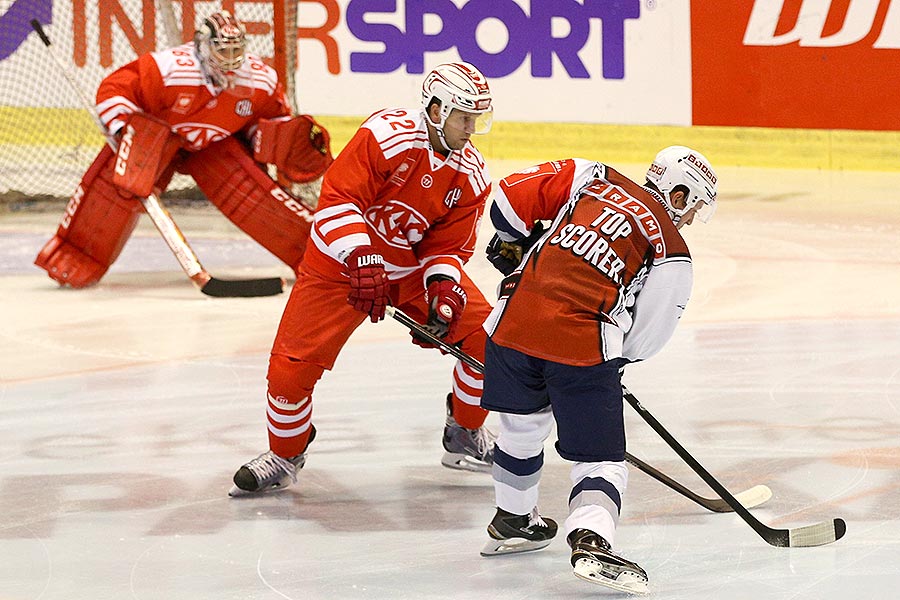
1,163,899,599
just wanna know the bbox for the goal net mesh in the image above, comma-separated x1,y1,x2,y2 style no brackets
0,1,297,203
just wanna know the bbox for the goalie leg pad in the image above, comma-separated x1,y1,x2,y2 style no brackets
181,136,313,271
112,112,182,197
35,147,143,288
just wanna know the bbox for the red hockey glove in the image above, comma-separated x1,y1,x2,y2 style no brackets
414,276,467,345
346,246,388,322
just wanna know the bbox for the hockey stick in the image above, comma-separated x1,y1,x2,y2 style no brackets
623,389,846,547
30,19,284,298
385,306,771,514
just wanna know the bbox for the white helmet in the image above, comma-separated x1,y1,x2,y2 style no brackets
646,145,718,226
421,62,493,138
194,10,246,89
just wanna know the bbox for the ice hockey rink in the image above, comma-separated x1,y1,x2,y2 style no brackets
1,160,899,599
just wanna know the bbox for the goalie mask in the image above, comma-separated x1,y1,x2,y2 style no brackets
646,146,718,228
421,62,493,151
195,10,246,89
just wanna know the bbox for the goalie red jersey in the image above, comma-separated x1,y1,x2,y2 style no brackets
35,13,330,291
304,107,491,285
96,43,290,146
484,158,693,366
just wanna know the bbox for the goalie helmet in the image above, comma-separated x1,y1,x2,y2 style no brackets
645,145,718,227
421,62,493,137
194,10,246,89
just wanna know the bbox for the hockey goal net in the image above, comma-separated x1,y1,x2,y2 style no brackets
0,0,298,203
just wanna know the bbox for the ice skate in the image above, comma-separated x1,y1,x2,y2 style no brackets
441,395,496,473
229,427,315,496
568,529,649,595
481,507,558,556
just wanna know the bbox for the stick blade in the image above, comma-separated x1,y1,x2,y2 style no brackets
733,485,773,510
201,277,284,298
786,518,847,547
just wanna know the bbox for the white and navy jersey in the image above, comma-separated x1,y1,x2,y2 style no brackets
305,107,491,285
95,43,290,149
484,158,693,366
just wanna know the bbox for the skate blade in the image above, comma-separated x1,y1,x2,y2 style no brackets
227,480,292,497
441,451,491,473
573,557,649,595
480,536,553,556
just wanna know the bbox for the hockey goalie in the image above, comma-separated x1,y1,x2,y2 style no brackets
34,10,333,289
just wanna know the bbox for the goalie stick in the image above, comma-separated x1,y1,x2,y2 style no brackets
386,306,772,515
30,19,284,298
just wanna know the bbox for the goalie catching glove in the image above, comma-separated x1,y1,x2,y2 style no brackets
253,114,334,184
486,221,547,275
412,276,467,348
346,245,389,322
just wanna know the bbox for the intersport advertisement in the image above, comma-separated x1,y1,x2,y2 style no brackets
2,0,896,131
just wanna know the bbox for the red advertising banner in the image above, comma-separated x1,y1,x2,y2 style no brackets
691,0,900,131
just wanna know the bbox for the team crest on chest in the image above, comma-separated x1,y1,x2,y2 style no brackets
235,99,253,117
364,200,428,249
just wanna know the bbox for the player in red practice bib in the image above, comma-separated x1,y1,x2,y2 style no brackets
479,147,718,595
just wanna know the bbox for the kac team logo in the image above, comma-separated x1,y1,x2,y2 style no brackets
364,200,428,249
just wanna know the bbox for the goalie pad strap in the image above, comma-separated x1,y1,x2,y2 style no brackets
112,112,182,197
253,114,334,184
181,136,314,270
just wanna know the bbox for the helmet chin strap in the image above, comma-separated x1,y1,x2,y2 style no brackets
434,126,454,153
427,111,454,153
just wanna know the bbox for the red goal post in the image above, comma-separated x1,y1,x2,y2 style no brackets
0,0,299,201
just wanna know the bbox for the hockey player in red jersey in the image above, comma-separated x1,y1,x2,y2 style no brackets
229,62,498,495
478,147,718,595
34,10,332,289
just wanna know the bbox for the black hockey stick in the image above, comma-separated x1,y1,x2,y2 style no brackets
30,19,284,298
385,306,771,514
623,389,846,547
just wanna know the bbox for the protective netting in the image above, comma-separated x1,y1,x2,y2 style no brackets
0,1,295,203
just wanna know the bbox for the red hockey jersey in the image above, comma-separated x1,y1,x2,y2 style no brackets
95,43,290,150
484,159,693,366
306,108,491,285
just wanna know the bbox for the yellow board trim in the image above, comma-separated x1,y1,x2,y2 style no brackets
4,108,897,172
316,116,900,172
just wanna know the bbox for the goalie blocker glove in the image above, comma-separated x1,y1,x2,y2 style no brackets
485,221,546,275
345,245,389,322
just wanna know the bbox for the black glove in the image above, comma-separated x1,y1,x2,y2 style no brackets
485,222,546,275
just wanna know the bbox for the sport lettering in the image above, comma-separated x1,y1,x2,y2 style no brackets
347,0,641,78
